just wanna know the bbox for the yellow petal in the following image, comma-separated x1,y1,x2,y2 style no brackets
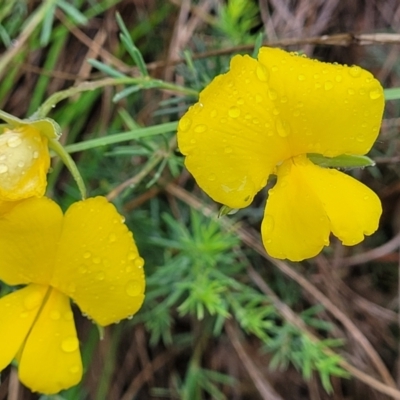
178,54,290,209
19,288,82,394
0,197,62,285
0,284,47,371
52,197,145,326
257,47,384,157
262,157,330,261
0,125,50,201
300,158,382,245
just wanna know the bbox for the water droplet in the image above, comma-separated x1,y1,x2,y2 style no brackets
298,74,306,81
17,161,25,168
83,251,91,259
134,257,144,268
93,257,101,264
280,96,288,103
50,310,61,320
293,110,300,117
271,65,278,72
324,81,333,90
96,271,105,281
128,252,136,261
70,365,80,374
210,109,217,118
228,106,241,118
208,174,216,181
335,75,343,82
194,124,207,133
268,89,278,100
0,164,8,174
349,66,361,77
33,151,39,159
255,64,269,82
356,135,365,142
125,280,142,297
276,119,290,138
7,135,22,148
263,215,274,233
363,195,370,201
236,98,244,105
20,312,29,318
61,337,79,353
108,233,116,243
255,94,262,103
24,291,42,310
224,146,233,154
369,89,382,100
178,116,192,132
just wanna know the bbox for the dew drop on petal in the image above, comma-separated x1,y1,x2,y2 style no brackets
61,337,79,353
134,257,144,268
298,74,306,81
93,257,101,264
83,251,91,259
20,312,29,318
256,64,269,82
125,280,142,297
33,151,39,159
194,124,207,133
178,116,192,132
224,146,233,154
268,89,278,101
335,75,343,82
7,135,22,148
70,365,80,374
17,161,25,168
276,119,290,138
210,109,217,118
108,233,117,243
263,214,274,233
324,81,333,90
228,106,241,118
208,174,216,181
349,66,361,77
0,164,8,174
369,89,382,100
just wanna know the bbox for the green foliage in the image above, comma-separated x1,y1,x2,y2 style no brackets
216,0,261,44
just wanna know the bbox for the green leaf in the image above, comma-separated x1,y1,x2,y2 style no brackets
307,153,375,169
384,87,400,101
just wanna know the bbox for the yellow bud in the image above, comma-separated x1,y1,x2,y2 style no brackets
0,125,50,201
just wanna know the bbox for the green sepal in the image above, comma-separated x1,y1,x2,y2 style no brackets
0,109,61,139
307,153,375,169
218,205,239,217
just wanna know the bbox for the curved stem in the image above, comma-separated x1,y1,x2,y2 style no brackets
49,138,86,200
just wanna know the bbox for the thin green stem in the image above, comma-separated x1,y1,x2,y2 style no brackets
33,77,198,119
63,121,178,154
49,138,87,199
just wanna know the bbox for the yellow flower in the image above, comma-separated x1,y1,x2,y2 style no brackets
177,47,384,261
0,196,145,394
0,110,60,201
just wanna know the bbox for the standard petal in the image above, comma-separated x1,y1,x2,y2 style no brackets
300,159,382,245
177,54,290,209
19,288,82,394
262,157,330,261
257,47,384,157
0,284,47,371
0,197,62,285
0,125,50,201
52,197,145,326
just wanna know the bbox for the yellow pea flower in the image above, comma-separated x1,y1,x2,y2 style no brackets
177,47,384,261
0,196,145,394
0,110,60,201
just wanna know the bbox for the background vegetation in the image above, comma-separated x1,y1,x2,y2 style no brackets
1,0,400,399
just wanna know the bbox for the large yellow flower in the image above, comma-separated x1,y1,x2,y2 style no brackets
0,110,60,201
0,196,145,394
177,47,384,261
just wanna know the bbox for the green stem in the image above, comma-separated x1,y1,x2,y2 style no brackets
32,77,198,119
63,121,178,154
49,138,87,199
